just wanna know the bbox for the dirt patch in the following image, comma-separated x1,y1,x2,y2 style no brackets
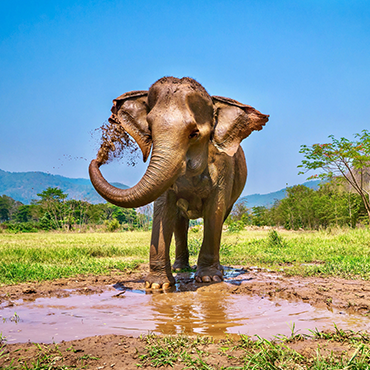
1,266,370,369
223,267,370,315
1,266,369,315
0,268,146,304
0,333,366,369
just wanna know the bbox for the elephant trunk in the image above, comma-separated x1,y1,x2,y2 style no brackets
89,144,185,208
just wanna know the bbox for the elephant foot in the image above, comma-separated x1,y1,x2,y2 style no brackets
145,271,175,290
172,259,191,272
195,264,224,283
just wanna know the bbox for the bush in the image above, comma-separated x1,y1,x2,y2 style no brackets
227,221,245,233
2,221,39,233
105,218,120,232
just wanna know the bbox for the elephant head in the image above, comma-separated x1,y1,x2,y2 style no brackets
89,77,269,208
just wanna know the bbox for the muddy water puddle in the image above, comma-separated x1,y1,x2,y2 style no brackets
2,274,370,344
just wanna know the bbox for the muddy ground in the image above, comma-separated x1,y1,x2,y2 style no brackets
1,266,370,369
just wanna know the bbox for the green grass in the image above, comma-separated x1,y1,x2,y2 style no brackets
0,341,99,369
218,228,370,280
0,232,148,285
1,228,370,285
2,331,370,370
138,332,370,370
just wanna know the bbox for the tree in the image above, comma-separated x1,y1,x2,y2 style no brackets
298,130,370,224
0,195,11,221
277,185,316,229
13,205,34,223
110,205,138,228
36,187,68,229
0,195,23,222
251,206,271,227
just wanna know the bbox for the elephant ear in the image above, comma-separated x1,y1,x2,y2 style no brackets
212,96,269,156
109,90,152,162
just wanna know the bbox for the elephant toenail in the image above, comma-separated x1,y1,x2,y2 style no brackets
151,283,161,289
212,275,222,282
145,281,151,288
162,283,171,289
202,276,211,283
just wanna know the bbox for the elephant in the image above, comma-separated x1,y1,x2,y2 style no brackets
89,77,269,289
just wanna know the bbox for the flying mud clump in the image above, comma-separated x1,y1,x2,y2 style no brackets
96,120,139,166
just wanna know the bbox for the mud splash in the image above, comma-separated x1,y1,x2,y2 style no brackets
2,271,370,344
95,120,138,165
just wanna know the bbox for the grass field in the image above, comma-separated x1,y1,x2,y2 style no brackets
1,228,370,369
1,227,370,285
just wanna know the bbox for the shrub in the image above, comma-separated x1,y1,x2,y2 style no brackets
227,221,245,233
105,218,120,232
2,221,39,233
267,230,287,248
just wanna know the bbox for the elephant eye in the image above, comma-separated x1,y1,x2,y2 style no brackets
189,129,200,139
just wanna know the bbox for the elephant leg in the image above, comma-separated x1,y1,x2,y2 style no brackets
195,197,225,283
145,191,177,289
172,213,190,271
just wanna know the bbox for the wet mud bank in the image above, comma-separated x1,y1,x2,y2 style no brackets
1,267,370,369
1,267,369,345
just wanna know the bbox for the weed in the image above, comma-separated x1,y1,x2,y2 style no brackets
0,332,6,345
79,354,99,360
267,230,288,248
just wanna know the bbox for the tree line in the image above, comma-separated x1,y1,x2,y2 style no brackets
227,180,368,230
228,130,370,230
0,187,151,232
2,131,369,232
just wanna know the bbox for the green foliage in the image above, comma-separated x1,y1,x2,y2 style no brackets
217,228,370,280
12,204,34,223
2,221,39,233
0,195,11,221
267,230,287,248
244,182,368,230
0,195,22,222
227,220,245,233
104,218,120,232
251,206,272,226
0,228,370,284
298,130,370,223
0,187,149,233
190,224,202,233
0,232,147,284
188,237,201,256
137,333,370,370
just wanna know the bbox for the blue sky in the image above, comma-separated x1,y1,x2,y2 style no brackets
0,0,369,196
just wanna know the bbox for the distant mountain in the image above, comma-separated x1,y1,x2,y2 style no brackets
1,168,321,207
238,180,321,208
0,169,128,205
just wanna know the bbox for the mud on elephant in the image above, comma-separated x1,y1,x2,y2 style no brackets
89,77,269,289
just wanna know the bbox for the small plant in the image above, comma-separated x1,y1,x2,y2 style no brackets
227,220,244,233
0,332,6,344
267,230,287,248
10,312,20,323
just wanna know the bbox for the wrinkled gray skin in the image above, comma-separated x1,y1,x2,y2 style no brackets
89,77,269,289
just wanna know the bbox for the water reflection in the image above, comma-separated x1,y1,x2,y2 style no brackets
149,290,236,335
1,276,370,344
